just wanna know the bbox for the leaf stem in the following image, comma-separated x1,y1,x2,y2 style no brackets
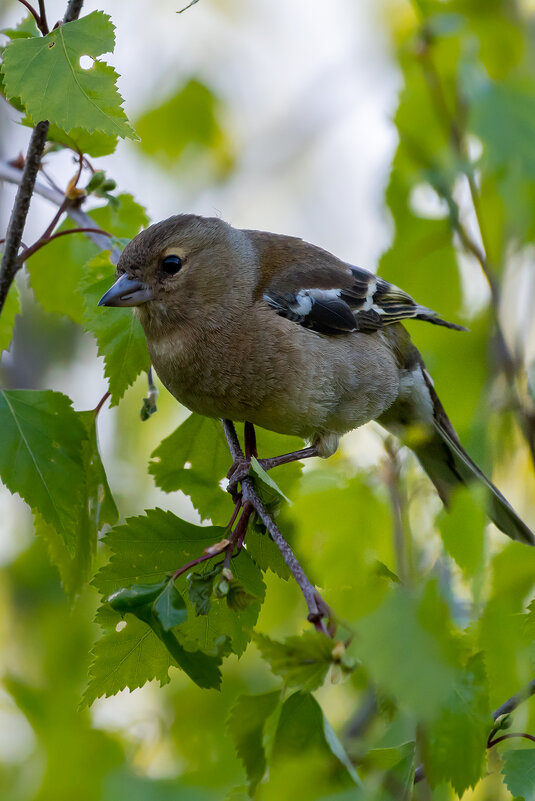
488,732,535,748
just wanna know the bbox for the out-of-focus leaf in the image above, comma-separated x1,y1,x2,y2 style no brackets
0,390,87,554
0,281,20,353
188,564,222,616
80,252,150,405
438,485,486,578
272,692,360,787
135,78,232,176
355,582,460,722
421,653,490,795
1,14,40,39
227,691,280,793
255,631,335,692
2,12,136,139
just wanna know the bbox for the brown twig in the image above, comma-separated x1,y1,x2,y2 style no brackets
18,226,112,263
93,391,110,417
221,418,333,635
16,0,47,34
63,0,84,23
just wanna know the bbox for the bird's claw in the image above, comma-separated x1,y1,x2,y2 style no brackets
227,458,251,500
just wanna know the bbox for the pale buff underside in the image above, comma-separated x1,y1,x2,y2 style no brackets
144,302,400,456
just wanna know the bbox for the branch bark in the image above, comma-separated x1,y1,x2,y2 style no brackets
221,419,333,634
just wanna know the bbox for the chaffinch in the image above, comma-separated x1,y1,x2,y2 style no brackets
98,214,534,545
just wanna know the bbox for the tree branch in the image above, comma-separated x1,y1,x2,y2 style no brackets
63,0,84,23
221,419,333,635
0,0,86,315
0,160,122,264
0,122,49,313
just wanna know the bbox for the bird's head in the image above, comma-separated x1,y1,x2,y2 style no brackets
98,214,254,333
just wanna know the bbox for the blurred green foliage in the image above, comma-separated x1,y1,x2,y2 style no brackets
1,1,535,800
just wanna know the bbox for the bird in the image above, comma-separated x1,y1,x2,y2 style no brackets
98,214,534,546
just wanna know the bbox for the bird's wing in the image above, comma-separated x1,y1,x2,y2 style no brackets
263,264,465,335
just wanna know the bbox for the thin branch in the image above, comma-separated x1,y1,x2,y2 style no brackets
16,0,45,34
63,0,84,23
221,419,333,635
488,732,535,748
493,678,535,719
0,122,49,313
0,160,122,263
18,226,112,263
0,0,85,316
37,0,49,33
93,391,110,417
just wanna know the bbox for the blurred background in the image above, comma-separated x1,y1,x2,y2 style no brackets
1,0,535,799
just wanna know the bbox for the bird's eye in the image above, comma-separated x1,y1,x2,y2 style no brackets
161,255,183,275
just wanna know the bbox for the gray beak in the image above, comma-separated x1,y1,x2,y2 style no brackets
98,273,154,307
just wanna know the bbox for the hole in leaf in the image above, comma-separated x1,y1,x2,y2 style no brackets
115,620,127,632
79,55,93,70
184,461,192,470
48,41,56,49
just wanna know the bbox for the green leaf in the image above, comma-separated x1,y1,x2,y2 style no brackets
23,116,118,157
249,456,290,505
245,525,291,580
2,12,136,139
93,508,264,665
149,413,232,524
438,485,486,578
108,580,168,612
421,653,490,795
255,631,335,692
272,692,360,787
0,281,20,353
82,605,174,707
152,580,188,631
0,390,87,554
188,565,222,615
80,252,151,405
36,409,117,595
27,193,148,324
502,749,535,801
226,691,280,793
135,78,232,176
1,14,40,39
354,583,460,722
179,549,265,657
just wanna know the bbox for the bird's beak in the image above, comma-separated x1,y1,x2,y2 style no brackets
98,273,154,307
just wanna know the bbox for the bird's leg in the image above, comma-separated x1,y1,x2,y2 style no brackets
257,446,318,471
227,419,319,497
244,420,258,459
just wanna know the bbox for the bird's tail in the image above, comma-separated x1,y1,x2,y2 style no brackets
379,358,535,546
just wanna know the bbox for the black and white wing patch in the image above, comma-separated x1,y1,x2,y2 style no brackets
264,265,466,336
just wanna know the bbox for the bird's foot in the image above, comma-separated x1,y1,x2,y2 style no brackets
227,458,251,500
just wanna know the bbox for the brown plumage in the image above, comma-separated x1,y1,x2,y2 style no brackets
98,214,534,545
